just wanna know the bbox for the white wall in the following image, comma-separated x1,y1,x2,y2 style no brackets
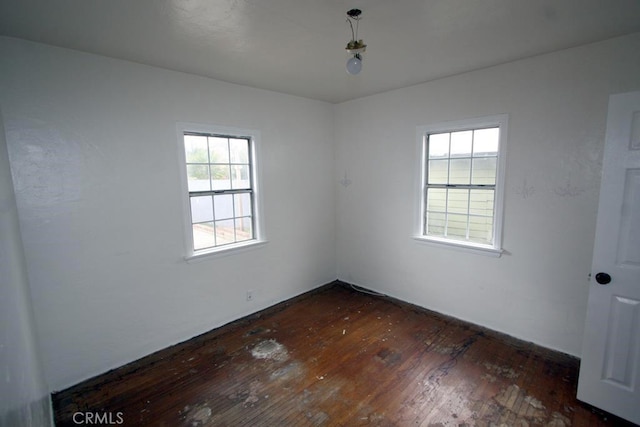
0,37,336,391
0,109,52,426
334,33,640,356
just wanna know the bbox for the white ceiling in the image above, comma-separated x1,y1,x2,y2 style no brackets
1,0,640,103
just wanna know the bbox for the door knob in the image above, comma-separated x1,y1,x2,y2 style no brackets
595,272,612,285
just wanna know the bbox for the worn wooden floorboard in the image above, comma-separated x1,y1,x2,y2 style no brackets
53,282,635,426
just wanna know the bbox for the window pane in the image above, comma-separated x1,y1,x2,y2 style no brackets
190,196,213,223
446,214,468,239
427,188,446,212
447,189,469,215
235,217,253,242
214,194,234,220
230,138,249,163
449,159,471,184
209,137,230,163
450,130,472,158
426,212,446,237
421,121,503,248
215,219,235,246
184,135,209,163
230,165,251,189
428,160,448,184
471,157,497,185
211,165,231,190
473,128,499,157
469,216,494,244
234,193,252,217
184,130,258,252
469,190,494,216
428,133,449,158
193,222,215,250
187,165,211,191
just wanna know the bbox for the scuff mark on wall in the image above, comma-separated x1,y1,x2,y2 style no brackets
514,177,535,199
339,171,352,188
553,179,584,198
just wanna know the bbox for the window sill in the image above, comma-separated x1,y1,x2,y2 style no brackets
412,236,503,258
185,239,268,263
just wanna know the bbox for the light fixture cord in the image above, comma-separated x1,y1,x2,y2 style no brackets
347,17,355,42
347,13,361,42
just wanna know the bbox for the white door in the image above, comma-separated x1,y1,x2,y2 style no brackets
577,91,640,424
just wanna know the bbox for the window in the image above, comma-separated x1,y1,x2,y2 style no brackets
178,123,264,259
416,115,507,256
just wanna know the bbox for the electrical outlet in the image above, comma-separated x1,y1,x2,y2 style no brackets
246,290,254,301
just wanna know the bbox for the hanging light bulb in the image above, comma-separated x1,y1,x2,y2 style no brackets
345,9,366,75
346,54,362,75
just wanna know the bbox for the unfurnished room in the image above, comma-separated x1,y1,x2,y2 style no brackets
1,1,640,426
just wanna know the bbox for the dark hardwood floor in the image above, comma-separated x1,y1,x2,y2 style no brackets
53,282,635,426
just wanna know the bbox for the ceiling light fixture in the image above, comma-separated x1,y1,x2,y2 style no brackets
345,8,366,75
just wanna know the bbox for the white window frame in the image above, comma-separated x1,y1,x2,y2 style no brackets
414,114,508,257
177,122,266,262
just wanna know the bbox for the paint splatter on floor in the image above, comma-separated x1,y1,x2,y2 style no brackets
483,362,520,379
270,361,304,381
182,404,212,426
494,384,547,421
484,384,574,427
250,339,289,362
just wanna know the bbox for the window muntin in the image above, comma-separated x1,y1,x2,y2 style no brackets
422,125,502,248
183,132,256,252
